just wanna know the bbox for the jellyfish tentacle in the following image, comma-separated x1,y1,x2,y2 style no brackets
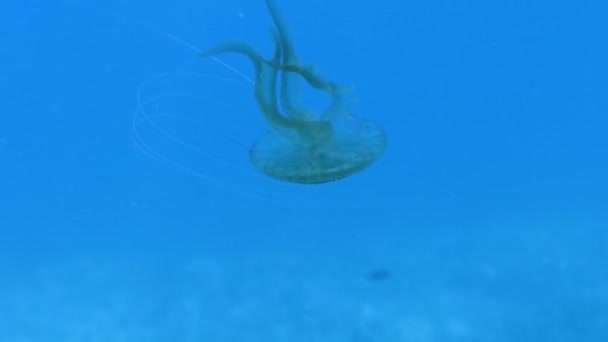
265,0,315,121
265,0,295,61
200,43,262,71
274,63,353,120
265,0,353,121
201,43,296,131
267,28,282,110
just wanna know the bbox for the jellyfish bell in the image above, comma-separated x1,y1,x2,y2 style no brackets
249,115,387,185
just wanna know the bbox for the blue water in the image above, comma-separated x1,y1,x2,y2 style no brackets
1,0,607,340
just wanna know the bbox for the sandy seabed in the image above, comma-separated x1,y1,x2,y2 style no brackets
1,217,606,342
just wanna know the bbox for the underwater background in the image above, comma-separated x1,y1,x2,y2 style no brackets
1,0,607,340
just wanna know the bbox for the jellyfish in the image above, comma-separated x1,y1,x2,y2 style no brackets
201,0,387,184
